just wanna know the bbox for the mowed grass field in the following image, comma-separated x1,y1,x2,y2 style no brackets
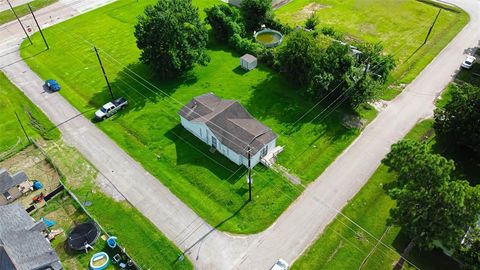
21,0,378,233
0,71,59,154
276,0,469,92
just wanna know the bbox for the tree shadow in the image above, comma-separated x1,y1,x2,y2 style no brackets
431,139,480,185
391,230,460,270
164,124,246,183
88,61,199,115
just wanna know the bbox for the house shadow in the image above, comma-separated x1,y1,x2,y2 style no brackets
391,230,460,270
164,124,246,184
88,61,199,120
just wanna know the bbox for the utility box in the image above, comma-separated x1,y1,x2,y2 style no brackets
240,54,257,71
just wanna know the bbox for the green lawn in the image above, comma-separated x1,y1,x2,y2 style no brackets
0,71,59,156
292,119,461,270
20,0,378,233
40,139,192,270
276,0,468,95
0,0,58,25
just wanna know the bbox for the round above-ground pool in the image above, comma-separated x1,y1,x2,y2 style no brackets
254,29,283,48
90,252,109,270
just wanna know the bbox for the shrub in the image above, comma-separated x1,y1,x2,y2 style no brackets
229,34,263,55
205,4,244,42
305,12,319,30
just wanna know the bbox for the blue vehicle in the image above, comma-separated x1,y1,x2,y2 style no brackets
45,79,61,92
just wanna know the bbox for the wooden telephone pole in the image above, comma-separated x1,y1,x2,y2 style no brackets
94,46,114,100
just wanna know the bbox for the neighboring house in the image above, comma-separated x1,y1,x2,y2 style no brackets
0,168,29,205
0,203,63,270
178,93,282,168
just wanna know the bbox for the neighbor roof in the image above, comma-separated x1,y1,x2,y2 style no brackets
0,169,28,194
241,54,257,63
0,203,62,270
178,93,277,157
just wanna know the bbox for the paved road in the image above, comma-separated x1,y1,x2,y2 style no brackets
1,0,479,269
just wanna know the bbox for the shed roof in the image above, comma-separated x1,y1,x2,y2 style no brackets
178,93,277,157
0,203,61,270
241,54,257,63
0,169,28,194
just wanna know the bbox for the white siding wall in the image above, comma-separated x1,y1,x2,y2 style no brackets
180,116,276,168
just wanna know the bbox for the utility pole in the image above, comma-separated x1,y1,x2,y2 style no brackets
424,9,442,45
14,112,31,143
6,0,32,45
94,46,114,100
28,3,48,49
247,146,252,201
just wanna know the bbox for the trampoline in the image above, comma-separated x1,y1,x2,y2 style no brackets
67,221,101,251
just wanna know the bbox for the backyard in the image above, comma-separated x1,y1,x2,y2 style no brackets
276,0,468,97
20,0,377,233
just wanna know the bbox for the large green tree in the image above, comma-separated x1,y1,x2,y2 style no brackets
434,83,480,154
205,4,244,42
134,0,209,78
240,0,273,32
383,140,480,250
275,31,323,87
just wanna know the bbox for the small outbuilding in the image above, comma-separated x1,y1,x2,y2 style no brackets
240,54,257,71
0,168,29,206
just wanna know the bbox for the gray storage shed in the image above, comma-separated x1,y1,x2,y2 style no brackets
240,54,257,71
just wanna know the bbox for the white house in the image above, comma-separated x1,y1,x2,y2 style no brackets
178,93,281,168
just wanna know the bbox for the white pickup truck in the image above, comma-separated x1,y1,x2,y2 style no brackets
94,97,128,120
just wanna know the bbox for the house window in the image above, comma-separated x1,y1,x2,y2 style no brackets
261,145,268,157
212,137,217,148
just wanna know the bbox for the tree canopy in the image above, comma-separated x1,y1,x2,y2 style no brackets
205,4,244,42
276,32,386,107
434,83,480,154
240,0,273,32
383,140,480,250
134,0,209,78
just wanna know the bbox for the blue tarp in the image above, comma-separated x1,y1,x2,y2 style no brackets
33,180,43,190
41,218,56,228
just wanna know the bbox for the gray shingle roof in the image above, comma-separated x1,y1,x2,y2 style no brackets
0,169,28,194
0,203,62,270
179,93,277,157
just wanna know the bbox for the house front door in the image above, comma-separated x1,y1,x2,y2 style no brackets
212,137,217,149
